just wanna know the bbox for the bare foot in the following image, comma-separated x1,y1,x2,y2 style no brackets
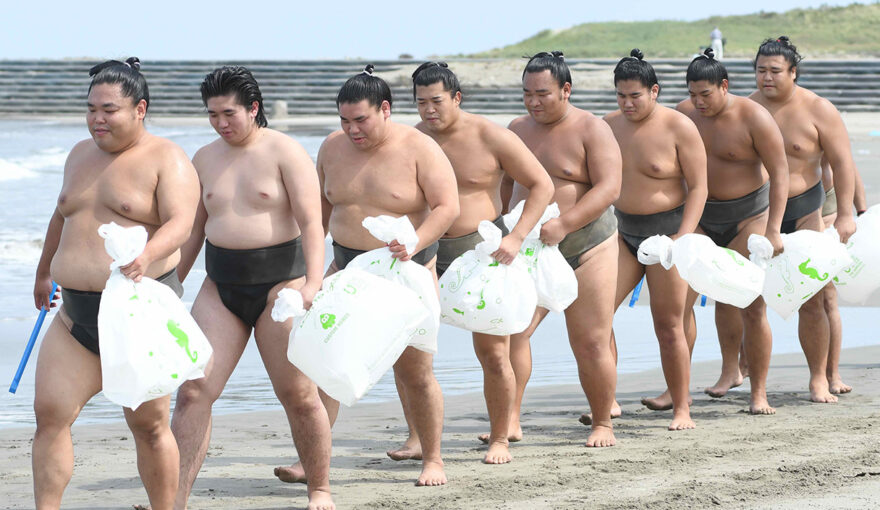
274,462,307,484
704,372,744,398
828,377,853,395
483,440,512,464
387,437,422,461
132,505,150,510
641,391,692,411
748,396,776,415
477,427,522,444
668,411,696,431
579,403,622,426
307,489,335,510
415,460,447,486
585,425,616,447
809,381,839,403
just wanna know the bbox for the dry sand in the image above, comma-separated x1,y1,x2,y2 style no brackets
2,345,879,509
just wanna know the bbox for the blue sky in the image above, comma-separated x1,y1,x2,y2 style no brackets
3,1,872,60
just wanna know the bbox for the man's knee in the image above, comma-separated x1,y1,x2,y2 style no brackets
652,318,683,348
743,299,767,322
127,413,169,446
474,346,509,375
799,293,825,316
33,397,77,432
274,379,322,415
394,366,436,394
175,378,221,410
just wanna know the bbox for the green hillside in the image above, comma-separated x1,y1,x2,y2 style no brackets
471,2,880,58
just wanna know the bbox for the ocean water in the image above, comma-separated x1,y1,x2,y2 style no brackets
1,119,878,429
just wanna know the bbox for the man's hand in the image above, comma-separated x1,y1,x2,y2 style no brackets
765,228,784,256
119,251,153,282
834,215,856,244
33,274,59,310
492,233,524,265
297,279,321,310
539,217,567,246
387,239,412,261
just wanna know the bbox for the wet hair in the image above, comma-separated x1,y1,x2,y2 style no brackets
411,61,461,100
754,36,803,81
522,51,571,89
88,57,149,112
613,48,661,96
200,66,268,128
336,64,393,109
686,48,729,86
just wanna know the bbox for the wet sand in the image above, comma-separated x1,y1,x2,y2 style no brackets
2,344,879,509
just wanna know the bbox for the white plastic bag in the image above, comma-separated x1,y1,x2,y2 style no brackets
749,230,853,319
437,219,538,334
96,222,212,409
503,202,578,312
638,233,764,308
272,268,430,406
345,215,439,353
831,206,880,304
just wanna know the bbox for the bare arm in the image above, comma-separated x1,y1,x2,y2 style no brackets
280,137,325,305
854,165,867,214
492,127,554,263
673,117,708,237
120,143,200,281
751,106,790,252
33,208,64,310
412,136,460,256
315,141,333,236
816,99,856,242
177,196,207,282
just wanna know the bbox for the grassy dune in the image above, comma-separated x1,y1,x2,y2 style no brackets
471,2,880,58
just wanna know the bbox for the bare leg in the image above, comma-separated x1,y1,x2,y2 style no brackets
645,264,694,430
823,284,851,394
32,316,102,510
386,371,422,461
503,307,549,441
473,332,515,464
393,346,446,485
124,396,179,510
171,278,250,510
256,281,333,510
567,235,619,446
275,389,336,484
795,212,837,403
705,303,745,397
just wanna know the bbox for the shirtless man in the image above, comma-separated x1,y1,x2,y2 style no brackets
654,48,789,416
605,49,707,430
31,58,199,510
314,65,459,485
505,51,622,446
171,67,333,509
411,62,554,463
820,160,867,395
750,37,857,403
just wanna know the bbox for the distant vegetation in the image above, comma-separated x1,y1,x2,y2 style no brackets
470,2,880,58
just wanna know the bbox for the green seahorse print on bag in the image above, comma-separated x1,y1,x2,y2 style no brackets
798,258,829,281
166,320,198,363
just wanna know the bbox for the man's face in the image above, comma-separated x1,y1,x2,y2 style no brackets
755,55,797,100
616,79,658,122
415,82,461,132
522,70,570,124
338,99,390,149
206,94,257,144
86,83,145,153
688,80,728,117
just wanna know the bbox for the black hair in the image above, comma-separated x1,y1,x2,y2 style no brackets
754,36,803,81
200,66,268,128
88,57,149,112
613,48,661,96
522,51,571,89
411,61,461,100
336,64,393,109
686,48,729,86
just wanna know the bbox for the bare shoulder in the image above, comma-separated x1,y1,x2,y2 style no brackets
144,134,189,163
397,122,438,149
663,105,699,133
675,98,695,115
264,128,311,157
735,95,774,123
801,88,842,121
473,112,517,145
507,114,532,134
575,108,613,140
747,90,766,106
319,129,347,153
603,109,623,126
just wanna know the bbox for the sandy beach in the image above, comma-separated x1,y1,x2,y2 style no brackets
1,343,879,509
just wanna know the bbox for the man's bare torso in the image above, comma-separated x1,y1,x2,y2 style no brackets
196,128,303,249
322,123,432,250
605,106,688,214
681,96,768,201
52,134,178,291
